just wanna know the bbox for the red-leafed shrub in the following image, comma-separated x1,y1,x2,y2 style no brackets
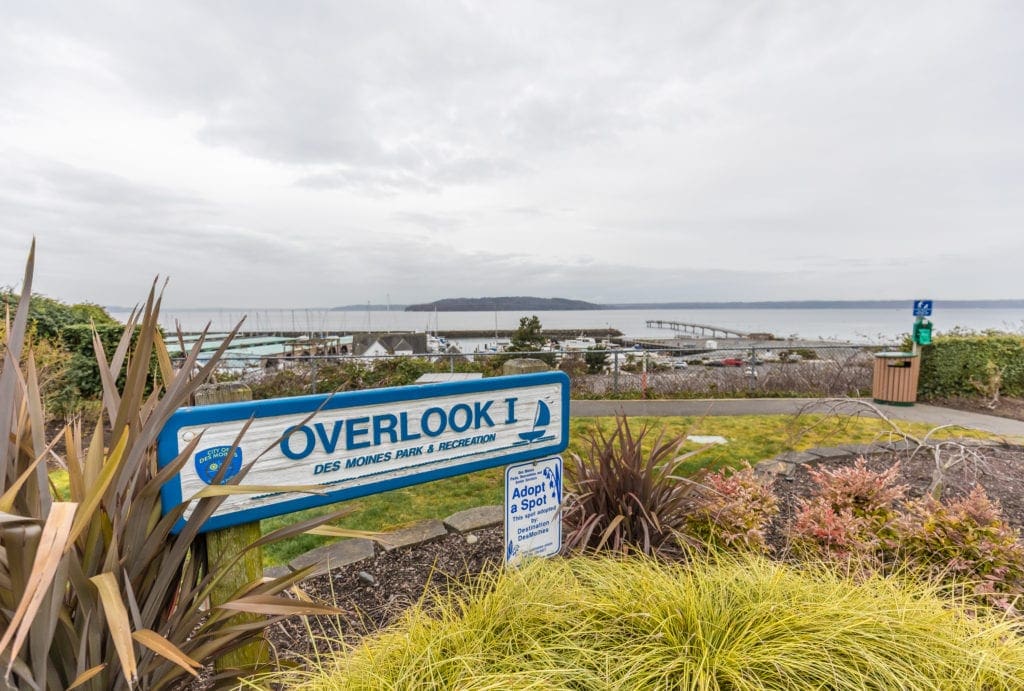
787,458,907,563
686,464,778,552
902,486,1024,611
785,457,1024,614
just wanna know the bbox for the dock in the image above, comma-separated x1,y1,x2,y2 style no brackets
645,320,750,339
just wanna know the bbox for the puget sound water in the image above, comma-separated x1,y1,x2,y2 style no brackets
110,306,1024,346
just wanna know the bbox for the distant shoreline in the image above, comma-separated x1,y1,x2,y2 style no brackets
129,299,1024,313
601,300,1024,310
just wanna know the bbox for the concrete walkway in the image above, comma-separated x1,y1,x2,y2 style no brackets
570,398,1024,439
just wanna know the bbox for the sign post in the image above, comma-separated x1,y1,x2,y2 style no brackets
911,300,934,355
191,383,269,672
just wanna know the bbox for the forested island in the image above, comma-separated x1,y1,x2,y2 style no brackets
405,296,602,312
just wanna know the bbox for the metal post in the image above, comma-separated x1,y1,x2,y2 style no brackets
613,351,620,394
449,353,455,373
310,358,318,394
748,347,758,391
641,351,648,398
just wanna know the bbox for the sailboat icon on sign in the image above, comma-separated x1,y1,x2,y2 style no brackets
517,400,551,443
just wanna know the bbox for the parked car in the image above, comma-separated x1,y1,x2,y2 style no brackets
721,358,744,367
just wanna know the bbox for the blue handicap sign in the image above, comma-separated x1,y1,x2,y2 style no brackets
913,300,933,317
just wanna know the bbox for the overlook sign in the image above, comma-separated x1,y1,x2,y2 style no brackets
157,372,569,533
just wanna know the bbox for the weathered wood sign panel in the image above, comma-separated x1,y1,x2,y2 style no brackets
157,372,569,533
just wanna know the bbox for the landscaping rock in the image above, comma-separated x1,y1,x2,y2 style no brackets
755,459,795,477
289,538,376,577
263,565,291,580
877,439,917,452
444,505,503,533
773,451,819,464
806,446,854,459
381,520,448,551
501,358,550,375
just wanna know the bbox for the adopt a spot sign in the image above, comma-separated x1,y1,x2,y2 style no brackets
505,456,562,565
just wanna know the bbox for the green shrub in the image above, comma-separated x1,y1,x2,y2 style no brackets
250,357,448,400
252,554,1024,689
561,415,709,556
249,367,312,399
584,345,607,373
0,296,130,416
557,353,588,380
0,291,118,340
918,332,1024,398
685,463,778,552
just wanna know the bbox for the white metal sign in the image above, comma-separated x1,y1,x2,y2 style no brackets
504,456,563,564
157,372,569,533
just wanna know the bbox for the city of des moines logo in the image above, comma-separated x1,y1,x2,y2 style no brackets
194,445,242,484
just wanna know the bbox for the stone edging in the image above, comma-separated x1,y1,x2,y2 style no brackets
267,439,1019,579
264,505,504,579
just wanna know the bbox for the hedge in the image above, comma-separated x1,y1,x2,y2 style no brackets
918,333,1024,398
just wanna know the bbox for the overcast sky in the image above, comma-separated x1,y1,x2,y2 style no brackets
2,1,1022,308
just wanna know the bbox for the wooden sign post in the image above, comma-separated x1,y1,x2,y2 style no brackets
193,383,269,672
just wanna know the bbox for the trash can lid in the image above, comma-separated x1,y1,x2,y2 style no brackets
875,351,916,358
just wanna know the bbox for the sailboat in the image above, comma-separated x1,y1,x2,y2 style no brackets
518,401,551,442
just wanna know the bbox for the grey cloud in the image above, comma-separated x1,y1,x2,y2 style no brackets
392,212,466,234
295,168,438,196
293,152,522,194
2,2,718,187
3,2,1023,305
0,154,315,302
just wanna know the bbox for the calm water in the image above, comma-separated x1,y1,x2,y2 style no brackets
111,307,1024,345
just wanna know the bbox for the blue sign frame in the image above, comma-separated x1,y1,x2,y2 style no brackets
912,300,933,317
157,371,570,533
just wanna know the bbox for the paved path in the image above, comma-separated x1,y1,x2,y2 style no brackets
570,398,1024,439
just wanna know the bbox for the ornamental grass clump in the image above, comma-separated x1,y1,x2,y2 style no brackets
0,245,345,690
251,552,1024,690
561,415,709,556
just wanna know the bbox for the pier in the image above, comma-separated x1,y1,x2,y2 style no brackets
645,320,749,339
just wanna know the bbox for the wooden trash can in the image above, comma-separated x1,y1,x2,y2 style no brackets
871,352,920,406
